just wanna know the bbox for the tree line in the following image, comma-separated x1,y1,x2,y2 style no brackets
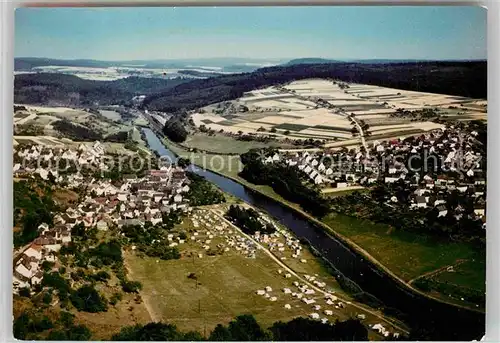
239,149,330,218
226,205,275,235
14,73,188,107
111,314,371,341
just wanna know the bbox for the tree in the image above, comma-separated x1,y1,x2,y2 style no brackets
19,287,31,297
121,280,143,293
163,118,188,143
43,292,53,304
112,322,183,341
209,324,232,341
13,312,30,339
70,285,108,313
177,157,191,168
270,317,368,341
67,325,92,340
226,314,270,341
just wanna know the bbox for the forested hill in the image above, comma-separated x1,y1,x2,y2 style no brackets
14,73,189,107
143,61,487,113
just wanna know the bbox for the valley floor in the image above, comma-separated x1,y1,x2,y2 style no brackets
163,137,485,311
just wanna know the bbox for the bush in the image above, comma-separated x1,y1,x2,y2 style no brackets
58,311,75,327
109,292,123,305
70,285,108,313
92,270,111,282
41,260,55,272
43,292,53,304
121,280,143,293
42,272,71,295
19,287,31,298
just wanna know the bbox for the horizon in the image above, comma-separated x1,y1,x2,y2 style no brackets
15,6,487,61
14,56,487,63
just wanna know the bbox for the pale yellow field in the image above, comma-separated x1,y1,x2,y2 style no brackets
297,129,352,139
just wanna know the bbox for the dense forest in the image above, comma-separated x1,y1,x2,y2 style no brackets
162,117,188,142
144,61,487,113
185,171,226,206
14,73,188,107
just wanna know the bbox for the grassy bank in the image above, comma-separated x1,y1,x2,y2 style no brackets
180,133,296,155
322,213,484,284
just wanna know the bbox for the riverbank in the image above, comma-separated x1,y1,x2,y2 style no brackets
160,135,484,314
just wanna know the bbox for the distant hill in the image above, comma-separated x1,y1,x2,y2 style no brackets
14,61,487,111
284,58,487,65
14,73,189,107
15,58,117,71
284,58,341,66
143,61,487,114
14,57,283,71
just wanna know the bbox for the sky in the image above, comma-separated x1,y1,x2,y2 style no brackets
15,6,487,61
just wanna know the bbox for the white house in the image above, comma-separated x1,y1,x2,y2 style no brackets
96,220,108,231
337,182,348,188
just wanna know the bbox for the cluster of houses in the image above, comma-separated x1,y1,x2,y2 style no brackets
12,140,195,294
72,168,191,230
263,126,486,222
13,142,108,180
13,222,72,294
264,150,367,188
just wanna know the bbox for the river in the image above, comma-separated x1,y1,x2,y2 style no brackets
142,127,484,340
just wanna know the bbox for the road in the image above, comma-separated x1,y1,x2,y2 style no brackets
209,207,409,335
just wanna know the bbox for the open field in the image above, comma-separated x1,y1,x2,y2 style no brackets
321,213,484,289
192,79,484,149
13,135,134,155
99,110,122,122
14,104,132,138
180,133,296,154
125,206,406,338
431,259,486,293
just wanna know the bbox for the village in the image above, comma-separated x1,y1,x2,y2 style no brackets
12,138,407,339
13,140,191,293
261,124,486,223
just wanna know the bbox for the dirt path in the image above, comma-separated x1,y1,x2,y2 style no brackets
14,112,37,125
408,259,468,286
209,208,409,335
321,186,364,194
123,254,161,323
